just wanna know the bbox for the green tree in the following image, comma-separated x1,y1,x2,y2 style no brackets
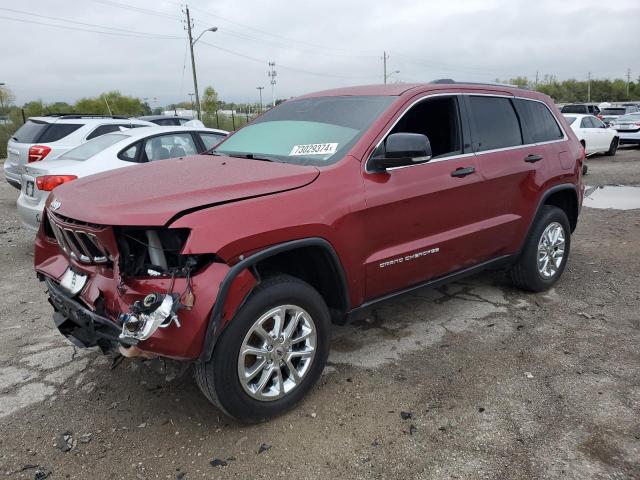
201,86,219,114
0,86,15,114
74,91,148,116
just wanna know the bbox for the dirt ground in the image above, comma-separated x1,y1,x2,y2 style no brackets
0,148,639,480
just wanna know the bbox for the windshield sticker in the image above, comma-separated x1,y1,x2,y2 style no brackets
289,143,338,156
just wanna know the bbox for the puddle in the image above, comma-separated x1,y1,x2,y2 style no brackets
584,185,640,210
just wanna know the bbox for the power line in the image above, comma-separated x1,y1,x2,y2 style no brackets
0,14,182,39
0,6,181,39
87,0,180,21
199,41,378,80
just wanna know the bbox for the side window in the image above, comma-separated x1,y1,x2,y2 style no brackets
376,96,462,159
514,99,564,143
591,117,605,128
143,133,198,161
87,124,131,140
37,124,83,143
199,132,226,151
118,142,141,162
468,96,522,151
581,117,594,128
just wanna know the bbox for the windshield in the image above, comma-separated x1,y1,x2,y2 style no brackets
617,115,640,122
213,95,395,166
59,133,129,161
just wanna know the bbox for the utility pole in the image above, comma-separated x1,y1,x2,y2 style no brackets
256,86,264,112
382,51,388,84
188,93,195,112
183,6,201,120
587,72,591,102
535,70,539,89
268,62,277,107
626,68,631,97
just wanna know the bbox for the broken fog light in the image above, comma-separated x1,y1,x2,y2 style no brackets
119,293,180,341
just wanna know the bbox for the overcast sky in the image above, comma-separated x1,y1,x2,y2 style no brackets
2,0,639,106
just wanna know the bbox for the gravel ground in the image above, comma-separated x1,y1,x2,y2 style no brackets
0,148,639,480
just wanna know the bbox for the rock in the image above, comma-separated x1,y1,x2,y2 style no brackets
400,411,412,420
210,459,228,467
78,433,92,444
409,424,417,435
176,473,186,480
371,438,380,447
524,372,534,379
438,426,447,432
54,431,75,452
258,443,272,454
34,468,51,480
310,412,317,418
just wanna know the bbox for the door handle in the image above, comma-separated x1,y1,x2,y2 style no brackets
524,154,543,163
451,166,475,177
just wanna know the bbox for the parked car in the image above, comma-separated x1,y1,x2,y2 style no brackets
4,114,154,189
562,114,619,156
138,115,192,126
611,112,640,146
34,82,584,422
600,106,639,126
560,103,601,116
17,126,227,231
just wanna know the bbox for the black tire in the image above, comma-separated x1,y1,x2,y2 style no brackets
605,137,618,156
194,274,331,423
582,163,588,176
509,206,571,292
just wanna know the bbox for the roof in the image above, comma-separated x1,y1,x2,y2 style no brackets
28,116,148,124
99,125,227,141
294,82,548,101
138,115,192,121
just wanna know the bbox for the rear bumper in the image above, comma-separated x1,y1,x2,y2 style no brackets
46,277,135,351
17,191,46,231
3,162,21,189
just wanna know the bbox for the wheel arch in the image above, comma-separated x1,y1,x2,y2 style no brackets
198,237,349,363
527,184,580,241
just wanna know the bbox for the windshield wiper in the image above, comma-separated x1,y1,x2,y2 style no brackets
211,151,277,162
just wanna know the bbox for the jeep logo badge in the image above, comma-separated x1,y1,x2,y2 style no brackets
50,199,61,211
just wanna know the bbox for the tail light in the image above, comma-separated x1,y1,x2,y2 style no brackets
36,175,77,191
28,145,52,163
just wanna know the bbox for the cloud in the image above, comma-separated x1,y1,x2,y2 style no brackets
1,0,638,105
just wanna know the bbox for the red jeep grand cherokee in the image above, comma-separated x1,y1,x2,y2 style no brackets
34,82,584,422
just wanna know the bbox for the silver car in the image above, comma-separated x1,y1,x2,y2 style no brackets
4,114,154,189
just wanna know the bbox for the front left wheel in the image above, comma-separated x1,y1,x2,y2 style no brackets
195,274,331,423
605,137,618,156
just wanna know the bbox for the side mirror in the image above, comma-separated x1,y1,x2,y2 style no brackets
371,133,432,171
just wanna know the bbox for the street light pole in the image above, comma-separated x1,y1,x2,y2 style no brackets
256,86,264,112
184,5,217,120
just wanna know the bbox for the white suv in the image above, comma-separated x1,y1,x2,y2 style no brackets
4,114,153,189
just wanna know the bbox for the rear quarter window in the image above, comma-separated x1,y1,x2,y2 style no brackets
561,105,587,114
514,99,564,143
468,96,522,151
37,123,83,143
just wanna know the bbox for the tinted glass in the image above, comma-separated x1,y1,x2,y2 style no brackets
580,117,592,128
151,118,181,126
564,116,577,125
591,117,605,128
468,96,522,151
144,133,198,161
86,124,132,140
11,120,49,143
59,134,128,161
119,143,140,162
214,96,395,165
199,132,226,150
37,124,83,143
561,105,587,114
601,108,626,115
514,99,563,142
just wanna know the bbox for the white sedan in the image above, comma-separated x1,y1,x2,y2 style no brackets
562,114,619,156
17,125,228,231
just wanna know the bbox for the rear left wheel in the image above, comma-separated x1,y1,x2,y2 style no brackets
195,274,331,423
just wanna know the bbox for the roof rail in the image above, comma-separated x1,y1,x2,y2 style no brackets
43,113,131,119
430,79,529,89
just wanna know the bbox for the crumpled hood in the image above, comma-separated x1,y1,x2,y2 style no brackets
49,155,320,226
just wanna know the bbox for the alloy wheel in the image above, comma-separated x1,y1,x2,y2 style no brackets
237,305,317,401
537,221,565,278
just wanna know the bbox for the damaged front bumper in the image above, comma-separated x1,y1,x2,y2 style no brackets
46,277,137,351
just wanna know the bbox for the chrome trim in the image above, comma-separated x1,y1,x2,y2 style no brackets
47,212,110,264
365,91,568,173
